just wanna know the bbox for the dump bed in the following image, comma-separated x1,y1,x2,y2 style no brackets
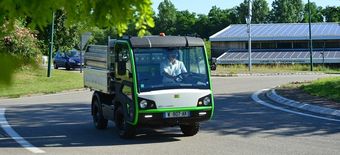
84,45,112,93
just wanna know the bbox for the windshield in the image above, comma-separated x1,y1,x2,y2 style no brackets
134,47,209,92
67,50,79,57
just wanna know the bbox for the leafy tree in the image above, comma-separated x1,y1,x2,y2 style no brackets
271,0,304,23
53,10,80,52
175,10,196,36
0,0,154,85
303,2,323,22
194,14,210,39
208,6,230,35
252,0,269,23
236,0,269,24
154,0,177,34
322,6,340,22
236,0,248,24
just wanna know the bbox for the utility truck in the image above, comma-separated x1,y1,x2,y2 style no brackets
84,35,214,138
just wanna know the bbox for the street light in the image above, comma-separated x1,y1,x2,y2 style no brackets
246,0,252,73
308,0,313,71
47,11,55,77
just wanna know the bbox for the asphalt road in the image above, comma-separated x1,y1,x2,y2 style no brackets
1,75,339,155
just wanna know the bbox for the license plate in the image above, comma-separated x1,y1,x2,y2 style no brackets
164,111,190,118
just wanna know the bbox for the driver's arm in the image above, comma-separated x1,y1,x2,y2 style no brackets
179,61,187,73
160,62,175,79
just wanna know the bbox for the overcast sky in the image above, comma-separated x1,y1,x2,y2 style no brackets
151,0,340,15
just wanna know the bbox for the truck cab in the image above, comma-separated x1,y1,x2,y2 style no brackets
84,35,214,138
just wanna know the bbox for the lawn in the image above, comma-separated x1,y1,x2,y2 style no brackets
302,76,340,102
0,68,83,98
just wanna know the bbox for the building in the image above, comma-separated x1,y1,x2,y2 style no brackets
209,23,340,64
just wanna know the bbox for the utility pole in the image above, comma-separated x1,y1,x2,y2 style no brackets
246,0,252,72
308,0,313,71
47,11,55,77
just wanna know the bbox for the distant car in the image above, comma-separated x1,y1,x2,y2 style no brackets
53,50,82,70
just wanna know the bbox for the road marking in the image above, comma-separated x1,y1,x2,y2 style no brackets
251,89,340,122
0,108,45,153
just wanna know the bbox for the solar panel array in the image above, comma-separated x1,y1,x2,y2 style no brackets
216,49,340,64
210,23,340,41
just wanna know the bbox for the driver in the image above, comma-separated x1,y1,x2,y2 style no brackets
160,50,187,83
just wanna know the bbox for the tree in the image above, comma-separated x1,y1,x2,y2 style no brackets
236,0,269,24
271,0,304,23
174,10,196,36
194,14,210,39
303,2,323,22
53,10,80,52
236,1,248,24
208,6,230,36
0,0,154,85
252,0,270,23
322,6,340,22
155,0,177,34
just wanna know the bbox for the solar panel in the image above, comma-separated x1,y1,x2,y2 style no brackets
216,49,340,64
210,23,340,42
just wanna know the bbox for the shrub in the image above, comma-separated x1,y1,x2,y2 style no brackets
1,20,43,65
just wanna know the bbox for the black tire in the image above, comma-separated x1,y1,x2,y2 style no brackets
92,97,108,129
65,63,71,70
180,122,200,136
54,62,58,69
115,106,136,139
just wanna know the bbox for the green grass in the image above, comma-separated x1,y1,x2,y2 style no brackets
301,77,340,102
213,64,340,74
0,68,83,98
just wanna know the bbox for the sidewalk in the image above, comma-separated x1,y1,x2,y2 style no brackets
266,88,340,117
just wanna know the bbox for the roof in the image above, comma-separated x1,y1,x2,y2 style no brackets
210,23,340,42
129,36,204,48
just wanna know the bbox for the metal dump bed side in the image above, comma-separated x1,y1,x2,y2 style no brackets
84,45,111,93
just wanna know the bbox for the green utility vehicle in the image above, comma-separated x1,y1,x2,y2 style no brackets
84,35,214,138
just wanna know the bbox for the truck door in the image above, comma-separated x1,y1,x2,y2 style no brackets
114,42,136,123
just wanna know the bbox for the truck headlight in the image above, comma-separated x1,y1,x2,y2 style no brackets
203,96,211,106
138,98,156,109
197,95,212,106
139,100,148,109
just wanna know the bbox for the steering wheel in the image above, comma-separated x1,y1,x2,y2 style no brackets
174,72,191,82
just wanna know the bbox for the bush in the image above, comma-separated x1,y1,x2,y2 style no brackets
1,20,43,65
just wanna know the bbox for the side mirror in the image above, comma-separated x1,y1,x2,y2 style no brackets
122,53,129,62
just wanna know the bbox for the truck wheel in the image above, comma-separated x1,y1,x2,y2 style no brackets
180,122,200,136
92,97,108,129
115,106,136,139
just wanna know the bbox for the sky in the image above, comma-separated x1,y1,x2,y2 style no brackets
151,0,340,15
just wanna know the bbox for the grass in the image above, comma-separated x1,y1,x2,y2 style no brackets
301,76,340,102
213,64,340,74
0,67,83,98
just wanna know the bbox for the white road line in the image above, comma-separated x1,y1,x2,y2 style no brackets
251,89,340,122
0,108,45,153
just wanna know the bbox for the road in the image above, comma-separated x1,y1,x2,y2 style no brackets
1,75,339,155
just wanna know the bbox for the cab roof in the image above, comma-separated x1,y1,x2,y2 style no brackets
129,36,204,48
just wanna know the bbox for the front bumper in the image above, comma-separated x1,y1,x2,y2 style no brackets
138,110,212,127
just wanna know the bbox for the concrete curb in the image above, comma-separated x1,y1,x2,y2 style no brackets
211,72,326,77
266,89,340,117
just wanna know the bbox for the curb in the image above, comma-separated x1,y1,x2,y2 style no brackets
266,89,340,117
211,72,325,77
